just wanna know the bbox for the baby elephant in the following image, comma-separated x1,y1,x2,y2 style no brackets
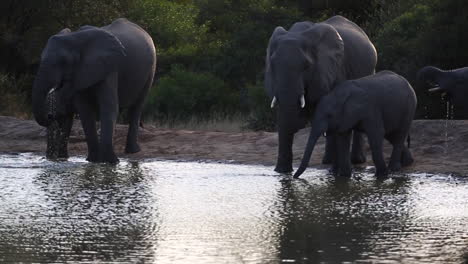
294,71,417,178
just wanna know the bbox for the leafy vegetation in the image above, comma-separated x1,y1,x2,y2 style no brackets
1,0,467,129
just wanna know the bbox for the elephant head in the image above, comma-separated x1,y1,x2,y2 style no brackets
32,26,126,159
265,22,345,173
293,85,367,178
417,66,468,112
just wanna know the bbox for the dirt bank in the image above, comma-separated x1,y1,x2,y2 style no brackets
1,115,467,175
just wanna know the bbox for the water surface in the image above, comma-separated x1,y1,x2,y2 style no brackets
0,153,467,263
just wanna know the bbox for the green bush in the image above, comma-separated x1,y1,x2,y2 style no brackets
0,72,33,117
374,0,468,118
143,66,239,121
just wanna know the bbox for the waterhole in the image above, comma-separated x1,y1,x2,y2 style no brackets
0,153,467,263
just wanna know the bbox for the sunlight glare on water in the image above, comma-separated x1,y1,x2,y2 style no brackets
0,153,467,263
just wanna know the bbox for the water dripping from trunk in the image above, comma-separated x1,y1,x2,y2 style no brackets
443,97,454,156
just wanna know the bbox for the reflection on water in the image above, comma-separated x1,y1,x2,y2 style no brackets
0,153,467,263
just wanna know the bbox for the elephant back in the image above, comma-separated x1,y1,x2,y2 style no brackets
325,16,377,79
103,19,157,108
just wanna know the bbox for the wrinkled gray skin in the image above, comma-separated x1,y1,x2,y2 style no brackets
32,18,156,163
417,66,468,117
294,71,417,178
265,15,377,173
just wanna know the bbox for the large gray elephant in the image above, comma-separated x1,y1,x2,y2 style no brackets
417,66,468,117
265,15,377,173
293,71,417,178
32,18,156,163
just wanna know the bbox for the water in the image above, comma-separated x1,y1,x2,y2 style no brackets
0,153,467,263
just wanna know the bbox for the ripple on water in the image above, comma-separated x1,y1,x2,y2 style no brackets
0,153,467,263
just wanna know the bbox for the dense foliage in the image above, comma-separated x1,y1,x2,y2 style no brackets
1,0,467,129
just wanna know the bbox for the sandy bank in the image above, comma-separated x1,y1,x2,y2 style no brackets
1,116,467,175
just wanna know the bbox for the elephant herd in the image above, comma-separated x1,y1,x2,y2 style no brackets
264,15,466,178
33,17,466,178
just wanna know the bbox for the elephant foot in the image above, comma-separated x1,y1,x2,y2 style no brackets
338,171,351,178
125,143,141,154
322,156,333,165
322,153,334,164
86,152,99,162
401,152,414,167
274,164,293,174
100,154,119,164
337,169,352,178
97,149,119,164
374,167,388,178
351,151,366,164
388,162,402,172
58,148,69,161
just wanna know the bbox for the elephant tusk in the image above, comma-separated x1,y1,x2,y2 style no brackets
300,95,305,108
271,96,277,108
48,87,57,95
428,86,443,93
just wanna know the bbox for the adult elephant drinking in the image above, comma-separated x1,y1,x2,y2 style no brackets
417,66,468,118
265,15,377,173
32,18,156,163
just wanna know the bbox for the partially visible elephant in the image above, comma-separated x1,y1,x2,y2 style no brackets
265,15,377,173
294,71,417,178
32,18,156,163
417,66,468,117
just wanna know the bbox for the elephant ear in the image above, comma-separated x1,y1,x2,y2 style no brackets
265,26,287,98
337,83,368,132
303,24,345,95
57,26,126,97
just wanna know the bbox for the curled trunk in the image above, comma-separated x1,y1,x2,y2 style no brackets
32,63,54,127
293,120,327,178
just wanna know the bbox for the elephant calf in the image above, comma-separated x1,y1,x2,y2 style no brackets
294,71,417,178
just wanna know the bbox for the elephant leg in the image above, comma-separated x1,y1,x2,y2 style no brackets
336,132,352,177
57,114,74,159
401,145,414,167
125,102,142,154
125,77,151,154
97,73,119,163
388,133,405,172
367,130,387,177
74,95,99,162
351,131,367,164
322,135,336,164
275,130,294,173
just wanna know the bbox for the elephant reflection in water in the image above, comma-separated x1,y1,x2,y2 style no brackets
276,176,410,262
22,161,155,262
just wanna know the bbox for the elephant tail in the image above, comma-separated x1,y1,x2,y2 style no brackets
407,134,411,148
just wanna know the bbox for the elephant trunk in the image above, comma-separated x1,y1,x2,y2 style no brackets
293,120,327,178
32,62,55,127
417,66,446,93
275,107,306,173
32,62,69,160
275,129,294,173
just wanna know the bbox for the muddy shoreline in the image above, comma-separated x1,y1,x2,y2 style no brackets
1,115,467,176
